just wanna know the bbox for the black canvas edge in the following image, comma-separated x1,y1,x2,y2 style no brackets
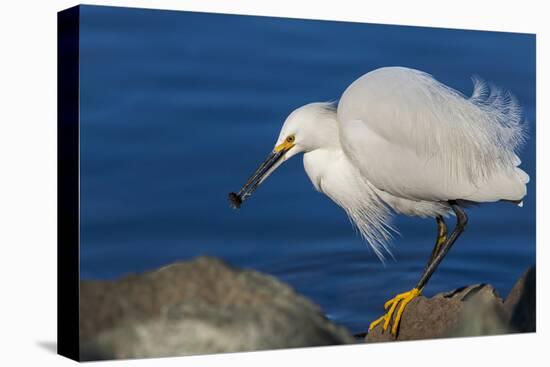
57,5,80,361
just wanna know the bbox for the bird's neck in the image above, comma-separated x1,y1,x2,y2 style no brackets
307,105,341,151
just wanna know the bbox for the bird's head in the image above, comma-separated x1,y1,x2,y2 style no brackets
228,102,338,209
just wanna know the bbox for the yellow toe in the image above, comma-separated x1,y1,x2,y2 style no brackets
390,288,421,335
368,314,386,331
369,287,422,336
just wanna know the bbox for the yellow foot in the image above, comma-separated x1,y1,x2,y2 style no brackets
368,287,422,336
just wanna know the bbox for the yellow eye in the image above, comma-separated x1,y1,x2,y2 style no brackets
286,135,295,143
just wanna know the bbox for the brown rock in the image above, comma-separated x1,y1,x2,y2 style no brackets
366,284,500,342
366,267,535,343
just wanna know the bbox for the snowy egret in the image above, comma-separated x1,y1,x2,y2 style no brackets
228,67,528,336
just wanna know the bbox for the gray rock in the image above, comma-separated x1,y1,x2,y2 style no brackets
80,256,354,360
504,266,536,332
366,266,535,342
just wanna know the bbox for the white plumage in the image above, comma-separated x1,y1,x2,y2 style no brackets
337,67,527,203
232,66,529,261
273,67,528,260
228,66,530,335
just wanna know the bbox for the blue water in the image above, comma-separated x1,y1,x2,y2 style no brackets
79,5,536,334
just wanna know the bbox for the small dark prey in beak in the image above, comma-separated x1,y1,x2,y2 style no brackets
228,149,286,209
228,192,242,209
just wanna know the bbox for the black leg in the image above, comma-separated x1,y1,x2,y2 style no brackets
368,202,467,336
416,201,468,290
424,215,447,274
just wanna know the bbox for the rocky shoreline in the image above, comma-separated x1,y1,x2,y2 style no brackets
79,256,535,360
366,266,535,342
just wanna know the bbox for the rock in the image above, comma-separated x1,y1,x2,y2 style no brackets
366,266,535,342
80,256,354,360
366,284,501,342
446,285,510,337
504,266,536,332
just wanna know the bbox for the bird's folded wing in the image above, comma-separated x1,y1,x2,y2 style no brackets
336,67,527,203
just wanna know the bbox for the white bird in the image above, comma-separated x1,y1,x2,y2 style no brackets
228,66,529,336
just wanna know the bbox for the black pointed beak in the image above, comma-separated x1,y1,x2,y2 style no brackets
228,149,286,209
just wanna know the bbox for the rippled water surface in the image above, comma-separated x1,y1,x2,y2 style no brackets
79,5,536,333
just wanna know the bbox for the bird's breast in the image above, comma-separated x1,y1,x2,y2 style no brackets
303,148,372,207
